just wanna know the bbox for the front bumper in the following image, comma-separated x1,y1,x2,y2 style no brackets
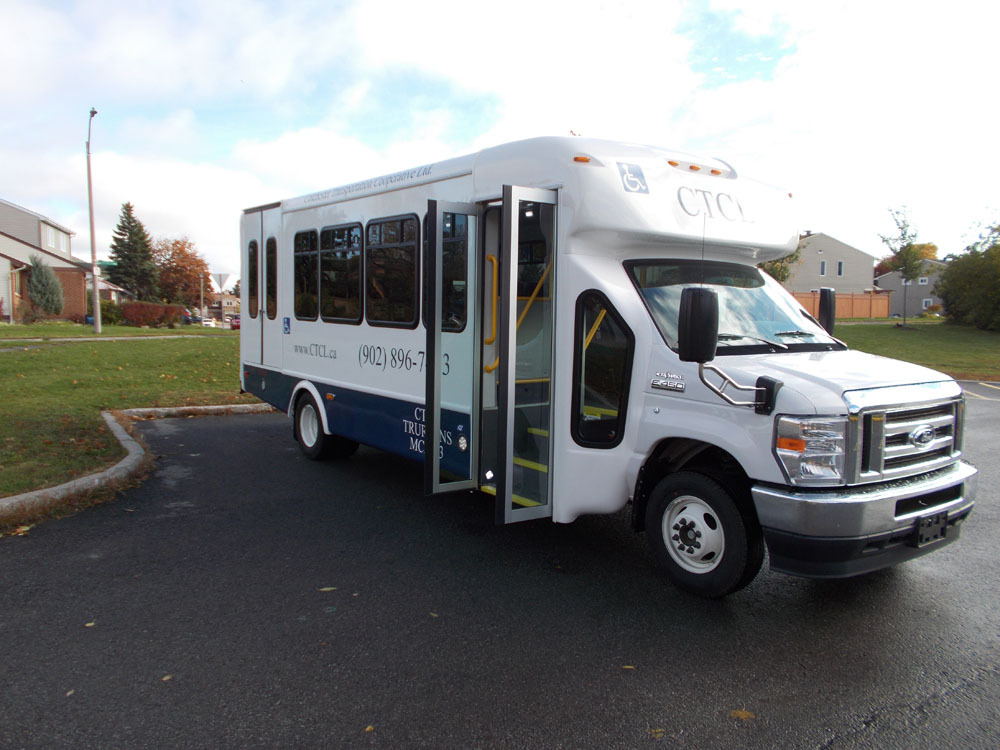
751,461,977,578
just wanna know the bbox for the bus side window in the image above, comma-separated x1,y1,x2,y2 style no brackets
422,212,468,332
248,240,258,318
293,230,319,320
265,237,278,320
319,223,363,323
366,215,419,328
571,291,634,448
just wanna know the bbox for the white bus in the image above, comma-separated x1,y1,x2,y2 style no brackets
239,136,976,597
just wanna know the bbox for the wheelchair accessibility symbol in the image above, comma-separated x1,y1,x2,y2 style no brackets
617,163,648,194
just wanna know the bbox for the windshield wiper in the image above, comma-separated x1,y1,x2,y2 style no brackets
774,330,817,337
718,333,788,350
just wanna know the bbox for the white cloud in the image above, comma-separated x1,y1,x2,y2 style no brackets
3,0,999,289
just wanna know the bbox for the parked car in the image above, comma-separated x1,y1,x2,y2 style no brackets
201,318,216,328
231,314,241,330
183,308,193,325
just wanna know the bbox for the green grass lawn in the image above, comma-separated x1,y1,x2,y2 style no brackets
1,318,995,503
0,320,233,344
1,335,256,497
835,320,1000,381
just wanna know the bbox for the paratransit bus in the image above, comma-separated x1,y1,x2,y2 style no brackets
239,136,976,597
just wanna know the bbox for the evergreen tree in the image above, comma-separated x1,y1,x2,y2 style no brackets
108,202,159,300
27,254,64,316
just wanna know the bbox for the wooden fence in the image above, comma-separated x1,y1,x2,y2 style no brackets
793,290,891,319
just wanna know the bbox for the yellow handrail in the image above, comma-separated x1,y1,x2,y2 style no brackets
485,260,552,374
584,308,607,350
485,254,498,345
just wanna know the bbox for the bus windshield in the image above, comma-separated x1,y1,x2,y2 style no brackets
625,259,843,354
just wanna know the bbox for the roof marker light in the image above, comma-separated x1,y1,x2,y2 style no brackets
573,156,591,163
668,160,680,167
689,165,701,172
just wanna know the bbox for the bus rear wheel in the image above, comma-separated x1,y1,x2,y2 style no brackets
295,393,329,460
294,392,359,461
645,471,763,598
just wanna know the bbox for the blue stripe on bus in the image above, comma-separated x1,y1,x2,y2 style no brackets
242,363,471,475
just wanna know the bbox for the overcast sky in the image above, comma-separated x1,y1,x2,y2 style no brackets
2,0,996,285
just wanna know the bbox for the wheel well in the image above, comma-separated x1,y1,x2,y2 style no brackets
631,438,754,532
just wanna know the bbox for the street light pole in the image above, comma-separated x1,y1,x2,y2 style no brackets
86,107,102,334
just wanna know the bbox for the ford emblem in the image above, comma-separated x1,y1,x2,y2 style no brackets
908,425,936,450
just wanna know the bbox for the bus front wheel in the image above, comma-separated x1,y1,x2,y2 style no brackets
645,471,763,598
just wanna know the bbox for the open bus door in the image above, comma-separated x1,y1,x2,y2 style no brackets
424,188,557,524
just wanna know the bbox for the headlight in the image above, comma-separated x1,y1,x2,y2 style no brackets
775,416,848,486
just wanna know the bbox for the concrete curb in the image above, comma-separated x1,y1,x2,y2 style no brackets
0,403,276,525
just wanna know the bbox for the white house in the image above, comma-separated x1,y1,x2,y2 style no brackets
783,232,878,294
874,258,946,317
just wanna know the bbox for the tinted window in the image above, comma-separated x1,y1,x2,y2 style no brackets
248,240,259,319
572,291,633,448
366,216,418,327
320,224,362,323
294,230,319,320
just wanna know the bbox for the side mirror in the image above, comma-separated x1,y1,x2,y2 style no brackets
818,287,836,334
678,287,719,363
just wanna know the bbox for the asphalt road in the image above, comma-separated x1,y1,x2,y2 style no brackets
1,390,998,749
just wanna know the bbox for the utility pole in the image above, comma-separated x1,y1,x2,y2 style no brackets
86,107,102,334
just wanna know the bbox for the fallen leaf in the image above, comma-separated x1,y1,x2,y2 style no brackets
730,708,755,721
317,587,337,592
84,621,96,628
622,665,636,670
66,690,75,697
648,728,665,740
161,674,172,682
12,525,33,536
365,726,374,733
429,612,439,618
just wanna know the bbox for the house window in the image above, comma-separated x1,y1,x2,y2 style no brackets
918,277,929,285
837,261,844,276
45,226,55,247
923,298,933,309
819,261,827,276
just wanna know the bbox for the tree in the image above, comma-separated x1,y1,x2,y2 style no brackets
229,280,240,298
152,236,211,307
935,225,1000,330
759,244,801,283
27,254,64,318
878,208,924,325
874,243,937,278
108,202,159,301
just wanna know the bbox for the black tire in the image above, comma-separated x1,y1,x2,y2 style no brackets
295,393,330,460
645,471,764,598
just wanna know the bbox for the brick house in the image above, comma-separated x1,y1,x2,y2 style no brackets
1,198,91,322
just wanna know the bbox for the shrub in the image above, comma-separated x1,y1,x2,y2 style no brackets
27,254,64,316
101,300,124,325
120,301,186,328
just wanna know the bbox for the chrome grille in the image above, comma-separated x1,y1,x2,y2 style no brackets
854,399,963,483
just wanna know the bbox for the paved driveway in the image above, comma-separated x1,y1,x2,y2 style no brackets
1,402,998,748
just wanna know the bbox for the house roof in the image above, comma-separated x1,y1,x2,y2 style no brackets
0,197,76,236
873,257,946,281
0,250,27,269
0,230,91,271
